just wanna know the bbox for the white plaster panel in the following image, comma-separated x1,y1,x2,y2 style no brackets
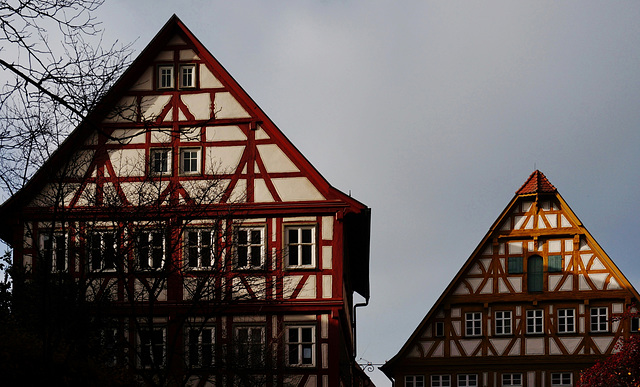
199,65,223,88
482,245,492,255
214,91,250,119
522,200,533,212
283,275,302,299
451,308,461,318
528,372,535,386
104,96,137,123
565,239,573,251
581,254,592,267
108,129,146,144
548,275,562,291
479,258,491,272
141,95,171,121
206,125,246,141
499,258,505,271
468,278,483,293
525,338,544,355
491,338,510,355
322,216,334,240
322,275,332,298
322,343,329,369
182,94,211,120
590,273,608,290
560,337,582,354
613,303,623,314
480,278,493,294
321,314,329,339
164,108,173,122
591,257,606,270
498,278,509,293
151,129,172,143
500,221,511,231
304,376,317,387
283,314,316,321
549,240,562,253
272,177,325,201
452,321,461,337
508,242,522,254
155,50,173,61
593,337,614,354
514,216,526,230
579,237,589,251
524,216,534,229
257,144,300,173
230,179,247,203
205,146,245,174
560,214,572,227
181,179,229,204
499,243,505,255
179,49,199,60
608,277,621,290
432,341,444,357
537,215,546,229
579,275,591,291
507,277,522,292
420,341,434,356
450,341,461,357
508,338,520,356
546,214,558,228
254,179,275,203
468,263,483,275
322,246,332,269
527,241,535,252
460,339,481,356
541,201,550,211
108,149,145,177
179,127,200,142
549,338,561,355
67,150,95,179
298,275,316,299
131,66,153,91
284,216,316,222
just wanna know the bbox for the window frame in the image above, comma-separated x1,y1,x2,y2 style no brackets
187,326,215,369
286,325,316,367
457,374,478,387
179,147,202,175
184,228,215,270
149,148,172,176
590,307,609,333
284,225,316,269
557,308,576,334
465,312,482,337
157,65,174,89
502,373,523,387
526,309,544,334
631,316,640,333
88,230,118,272
550,372,573,386
404,375,425,387
138,327,166,369
234,326,265,368
179,64,197,88
39,231,68,272
430,374,450,387
235,226,265,270
435,321,445,337
495,310,512,335
137,230,166,270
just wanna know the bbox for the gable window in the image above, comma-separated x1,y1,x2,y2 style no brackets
557,309,575,333
180,64,196,88
285,226,316,268
548,255,563,272
158,65,174,89
458,374,478,387
185,229,215,269
435,321,444,337
40,232,67,272
137,231,166,269
180,147,201,175
465,312,482,336
88,231,117,271
551,372,573,386
139,327,165,368
495,311,512,335
431,375,450,387
508,257,523,274
502,373,523,387
150,149,171,175
235,326,264,368
526,309,544,334
286,326,315,367
632,316,640,333
235,227,264,269
405,375,424,387
527,255,543,292
590,307,608,332
187,327,214,368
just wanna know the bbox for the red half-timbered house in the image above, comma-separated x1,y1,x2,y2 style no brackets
0,16,372,387
381,171,640,387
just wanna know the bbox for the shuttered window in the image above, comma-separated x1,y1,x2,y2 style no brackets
508,257,523,274
528,255,543,292
548,255,562,272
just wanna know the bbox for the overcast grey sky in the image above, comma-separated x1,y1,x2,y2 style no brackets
63,1,640,385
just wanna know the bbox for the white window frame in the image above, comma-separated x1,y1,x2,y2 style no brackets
404,375,425,387
632,316,640,333
285,225,316,268
526,309,544,334
187,326,215,368
235,226,265,269
184,229,215,269
590,307,608,332
465,312,482,336
179,147,201,175
502,373,523,387
39,232,68,272
430,374,450,387
286,326,316,367
551,372,573,386
235,326,265,368
138,327,165,369
158,65,174,89
88,231,118,272
150,148,172,175
495,311,512,335
137,230,166,270
458,374,478,387
179,64,196,88
557,308,576,333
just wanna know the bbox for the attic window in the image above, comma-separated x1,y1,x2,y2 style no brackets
158,65,174,89
180,64,196,88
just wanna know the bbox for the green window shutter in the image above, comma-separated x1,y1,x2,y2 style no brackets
528,256,544,292
508,257,523,274
548,255,562,272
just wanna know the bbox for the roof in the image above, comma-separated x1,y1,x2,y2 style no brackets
516,169,557,194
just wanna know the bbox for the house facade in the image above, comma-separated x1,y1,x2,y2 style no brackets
0,16,372,387
381,171,640,387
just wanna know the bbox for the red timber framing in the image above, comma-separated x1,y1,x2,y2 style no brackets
381,171,640,387
0,15,372,387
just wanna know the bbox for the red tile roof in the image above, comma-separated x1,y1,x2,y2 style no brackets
516,170,557,194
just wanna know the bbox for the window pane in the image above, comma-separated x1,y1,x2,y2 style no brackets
301,245,312,265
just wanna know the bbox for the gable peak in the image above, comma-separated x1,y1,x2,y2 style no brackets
516,170,557,195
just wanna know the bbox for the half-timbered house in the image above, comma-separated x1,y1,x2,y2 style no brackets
381,171,640,387
0,16,372,387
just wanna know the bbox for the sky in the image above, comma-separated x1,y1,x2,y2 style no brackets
10,1,640,385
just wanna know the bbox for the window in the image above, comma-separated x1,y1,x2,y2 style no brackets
551,372,573,386
508,257,523,274
495,311,512,335
286,326,315,367
185,229,215,269
40,232,67,272
557,309,575,333
235,326,264,368
502,373,522,387
180,147,201,175
435,321,444,337
88,231,117,271
405,375,424,387
139,327,165,368
548,255,562,272
235,227,264,269
465,312,482,336
528,255,543,292
430,375,450,387
150,149,171,175
632,316,640,333
180,64,196,88
458,374,478,387
590,307,608,332
101,327,122,366
137,231,166,269
187,327,214,368
285,226,316,268
526,309,544,334
158,65,174,89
